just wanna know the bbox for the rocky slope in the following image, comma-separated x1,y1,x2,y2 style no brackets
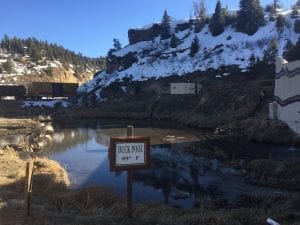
80,9,300,98
70,9,300,146
0,38,105,86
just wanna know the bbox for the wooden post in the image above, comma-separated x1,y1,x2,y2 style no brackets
24,160,33,218
127,125,133,218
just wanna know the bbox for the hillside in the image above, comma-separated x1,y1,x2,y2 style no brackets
80,9,300,97
0,36,105,86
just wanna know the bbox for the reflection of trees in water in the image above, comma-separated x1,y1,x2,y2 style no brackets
45,128,94,153
133,147,226,206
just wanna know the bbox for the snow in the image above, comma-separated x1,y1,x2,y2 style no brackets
222,72,230,76
267,218,280,225
49,62,59,67
82,12,300,95
0,83,19,86
140,22,158,30
22,100,71,108
34,65,49,70
106,12,299,90
0,49,92,83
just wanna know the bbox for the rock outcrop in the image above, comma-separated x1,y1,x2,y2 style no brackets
106,52,138,74
128,23,161,45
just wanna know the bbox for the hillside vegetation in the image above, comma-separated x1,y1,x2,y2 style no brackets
80,5,300,99
0,36,105,85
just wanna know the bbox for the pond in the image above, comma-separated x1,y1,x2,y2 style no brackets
35,121,300,208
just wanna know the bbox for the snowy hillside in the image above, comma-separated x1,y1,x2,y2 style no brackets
0,50,96,85
80,10,300,95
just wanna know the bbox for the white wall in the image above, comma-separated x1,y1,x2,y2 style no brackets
277,102,300,134
270,57,300,134
275,57,300,100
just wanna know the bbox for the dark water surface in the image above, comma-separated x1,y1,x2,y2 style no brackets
37,123,300,208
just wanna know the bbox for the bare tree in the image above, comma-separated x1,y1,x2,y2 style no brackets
193,0,206,21
273,0,281,10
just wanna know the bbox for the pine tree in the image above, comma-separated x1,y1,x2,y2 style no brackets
0,35,105,71
170,34,180,48
283,38,294,59
236,0,265,35
161,10,171,40
189,36,200,57
276,14,285,34
248,53,256,68
296,0,300,9
3,58,13,73
113,38,122,51
30,47,41,63
291,6,300,18
161,9,171,25
209,0,225,36
294,19,300,33
283,37,300,61
1,34,10,50
263,39,278,64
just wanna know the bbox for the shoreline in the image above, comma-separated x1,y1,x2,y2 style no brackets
0,140,299,225
0,121,299,224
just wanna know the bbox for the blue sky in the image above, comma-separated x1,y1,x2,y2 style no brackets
0,0,296,57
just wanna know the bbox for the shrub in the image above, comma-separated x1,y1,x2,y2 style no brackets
276,14,285,33
294,20,300,33
189,36,200,57
43,66,53,76
2,59,13,73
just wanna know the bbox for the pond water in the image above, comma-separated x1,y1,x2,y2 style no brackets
35,121,299,208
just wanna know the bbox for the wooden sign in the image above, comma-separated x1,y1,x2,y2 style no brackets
109,136,150,171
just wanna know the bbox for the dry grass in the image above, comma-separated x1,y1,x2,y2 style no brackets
0,147,70,225
0,146,299,225
0,117,36,127
0,148,25,186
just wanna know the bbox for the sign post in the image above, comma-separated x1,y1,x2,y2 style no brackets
24,160,34,219
127,126,133,219
109,125,150,218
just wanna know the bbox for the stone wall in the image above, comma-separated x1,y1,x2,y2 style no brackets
269,57,300,134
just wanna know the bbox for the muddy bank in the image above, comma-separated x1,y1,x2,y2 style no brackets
219,118,300,146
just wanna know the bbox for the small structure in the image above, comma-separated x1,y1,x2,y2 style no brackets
269,57,300,134
0,84,26,100
28,82,78,99
170,83,202,95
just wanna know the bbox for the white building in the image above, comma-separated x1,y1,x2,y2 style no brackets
269,57,300,134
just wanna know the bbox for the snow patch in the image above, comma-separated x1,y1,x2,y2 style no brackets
22,100,71,108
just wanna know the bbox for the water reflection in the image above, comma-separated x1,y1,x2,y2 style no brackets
39,126,299,208
0,134,24,145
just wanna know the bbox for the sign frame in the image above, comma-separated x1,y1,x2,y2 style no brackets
109,136,150,171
